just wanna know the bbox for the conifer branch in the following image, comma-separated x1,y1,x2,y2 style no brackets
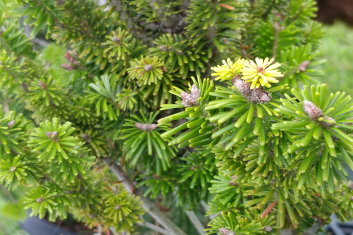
103,159,134,193
3,0,352,234
139,197,186,235
104,159,186,235
32,38,49,47
185,210,205,235
201,201,217,220
201,201,209,211
139,221,169,235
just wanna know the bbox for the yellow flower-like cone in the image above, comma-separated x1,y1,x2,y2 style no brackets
211,58,245,81
241,57,283,89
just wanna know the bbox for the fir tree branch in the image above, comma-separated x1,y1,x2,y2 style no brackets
201,200,209,212
139,221,169,235
185,210,205,235
200,200,217,220
24,24,49,48
32,38,49,48
104,159,134,193
104,159,187,235
139,198,186,235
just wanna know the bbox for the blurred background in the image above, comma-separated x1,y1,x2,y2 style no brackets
1,0,353,234
317,0,353,94
320,23,353,94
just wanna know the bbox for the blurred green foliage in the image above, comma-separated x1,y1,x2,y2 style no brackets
0,191,27,235
320,23,353,94
0,201,26,221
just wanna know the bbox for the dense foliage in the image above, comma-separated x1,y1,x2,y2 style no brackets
0,0,352,234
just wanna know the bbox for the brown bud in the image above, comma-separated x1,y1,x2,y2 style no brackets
233,76,251,94
264,226,272,232
46,131,58,139
82,133,91,142
36,197,45,203
159,45,169,51
144,64,153,71
64,51,75,63
249,88,271,103
219,228,235,235
299,61,310,72
7,120,15,128
229,175,238,186
39,81,47,89
181,84,200,107
112,36,120,43
320,116,336,128
303,100,323,120
233,77,271,103
303,100,337,127
61,63,76,70
62,51,79,70
135,123,158,131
